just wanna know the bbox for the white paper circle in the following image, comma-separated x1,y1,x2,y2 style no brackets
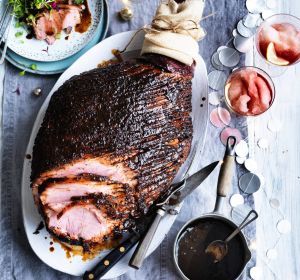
234,35,253,53
237,20,255,38
230,194,245,207
243,13,261,28
235,140,249,158
211,52,224,70
208,70,227,90
236,156,246,164
246,0,266,14
269,198,280,209
277,219,291,234
219,47,240,67
266,248,278,260
208,91,220,106
250,266,263,280
244,158,258,173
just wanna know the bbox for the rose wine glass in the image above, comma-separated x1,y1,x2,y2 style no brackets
224,66,275,117
255,14,300,77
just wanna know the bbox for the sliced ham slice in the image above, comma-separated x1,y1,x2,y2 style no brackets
46,202,120,243
33,5,82,44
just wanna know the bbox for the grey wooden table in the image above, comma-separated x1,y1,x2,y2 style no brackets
0,0,299,280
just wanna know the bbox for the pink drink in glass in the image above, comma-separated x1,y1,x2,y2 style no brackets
256,14,300,66
225,67,275,116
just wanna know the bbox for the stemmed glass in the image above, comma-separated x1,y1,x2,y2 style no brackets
224,66,275,117
254,14,300,77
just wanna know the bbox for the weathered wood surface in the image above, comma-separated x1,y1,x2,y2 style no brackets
246,1,300,279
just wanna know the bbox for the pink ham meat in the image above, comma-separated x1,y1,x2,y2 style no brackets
33,5,82,44
38,176,136,244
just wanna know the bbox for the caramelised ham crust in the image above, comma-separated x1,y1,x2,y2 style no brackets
31,55,194,246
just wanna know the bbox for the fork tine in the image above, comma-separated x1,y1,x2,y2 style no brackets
0,4,10,32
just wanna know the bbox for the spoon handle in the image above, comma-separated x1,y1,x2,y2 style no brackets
225,210,258,243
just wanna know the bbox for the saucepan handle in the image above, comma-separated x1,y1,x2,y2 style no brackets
129,208,165,269
214,136,236,212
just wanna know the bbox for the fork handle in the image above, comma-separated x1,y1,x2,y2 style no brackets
129,208,165,269
0,15,13,65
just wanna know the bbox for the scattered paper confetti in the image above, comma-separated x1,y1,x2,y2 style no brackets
257,138,269,149
237,19,255,38
233,35,253,53
246,0,266,14
249,239,257,251
218,107,231,125
217,46,228,52
243,13,261,28
250,266,263,280
230,194,245,207
269,198,280,209
220,127,242,145
239,172,261,194
219,47,240,67
235,140,249,158
244,158,258,173
236,156,246,164
208,70,227,90
277,219,291,234
208,91,220,106
211,52,224,70
266,248,278,260
210,108,231,128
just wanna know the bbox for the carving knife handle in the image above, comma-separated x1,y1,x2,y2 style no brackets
129,208,166,269
214,136,236,213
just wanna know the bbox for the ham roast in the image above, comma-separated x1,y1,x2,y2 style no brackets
31,0,203,248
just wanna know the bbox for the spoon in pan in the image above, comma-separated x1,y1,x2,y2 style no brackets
205,209,258,263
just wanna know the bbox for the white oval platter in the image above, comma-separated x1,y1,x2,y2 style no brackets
22,30,209,278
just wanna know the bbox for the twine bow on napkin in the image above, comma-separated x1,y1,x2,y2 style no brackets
141,0,206,66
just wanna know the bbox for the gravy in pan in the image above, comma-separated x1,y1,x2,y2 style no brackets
176,218,246,280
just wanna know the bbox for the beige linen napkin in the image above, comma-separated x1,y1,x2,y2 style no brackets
141,0,205,65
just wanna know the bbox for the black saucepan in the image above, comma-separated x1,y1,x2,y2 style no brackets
173,136,257,280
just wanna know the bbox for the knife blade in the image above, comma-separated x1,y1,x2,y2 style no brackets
129,160,219,269
168,160,220,206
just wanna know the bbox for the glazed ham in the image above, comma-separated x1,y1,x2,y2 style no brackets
31,55,193,246
31,0,204,248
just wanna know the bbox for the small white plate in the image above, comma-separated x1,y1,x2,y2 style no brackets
22,30,209,278
7,0,103,62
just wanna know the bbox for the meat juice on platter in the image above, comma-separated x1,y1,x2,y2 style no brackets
176,219,246,280
257,14,300,66
225,67,274,116
30,0,206,257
